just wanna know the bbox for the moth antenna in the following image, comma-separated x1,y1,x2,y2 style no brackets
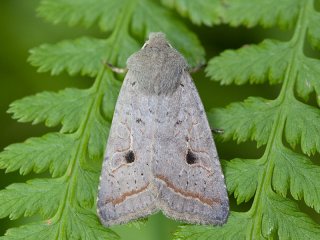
102,60,128,74
211,128,224,135
142,42,149,49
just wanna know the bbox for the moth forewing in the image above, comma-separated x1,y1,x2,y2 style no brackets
97,32,229,226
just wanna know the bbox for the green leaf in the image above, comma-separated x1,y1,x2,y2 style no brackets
161,0,302,29
37,0,205,67
284,99,320,155
65,207,118,240
86,114,109,160
37,0,123,30
263,192,320,240
160,0,225,26
1,208,118,240
208,97,277,146
174,212,249,240
0,179,65,220
0,133,73,177
75,168,99,209
296,56,320,101
1,222,60,240
8,89,92,132
222,158,262,204
307,10,320,50
101,74,121,120
29,35,139,75
221,0,301,28
206,40,291,85
271,145,320,212
29,37,109,76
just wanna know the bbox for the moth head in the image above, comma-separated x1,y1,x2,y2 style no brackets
142,32,172,49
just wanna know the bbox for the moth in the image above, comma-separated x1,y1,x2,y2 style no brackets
97,32,229,226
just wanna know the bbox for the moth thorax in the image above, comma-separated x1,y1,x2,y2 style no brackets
127,41,188,95
136,66,183,95
140,52,187,95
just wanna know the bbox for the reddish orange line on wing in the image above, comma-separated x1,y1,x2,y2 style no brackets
106,183,150,205
156,174,221,206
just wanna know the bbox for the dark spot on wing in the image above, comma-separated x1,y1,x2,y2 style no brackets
175,120,182,126
136,118,144,124
186,150,197,165
125,150,135,163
